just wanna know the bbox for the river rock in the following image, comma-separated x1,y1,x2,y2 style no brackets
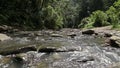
0,33,12,41
106,36,120,47
0,25,11,32
104,33,112,37
34,33,43,36
50,34,63,37
82,30,95,35
16,51,37,62
67,33,77,38
0,25,15,33
0,45,36,55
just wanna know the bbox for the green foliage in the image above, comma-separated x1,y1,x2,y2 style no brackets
92,10,109,27
0,0,44,30
79,0,116,20
42,5,63,29
80,0,120,29
0,0,117,30
57,0,80,28
82,10,109,28
105,0,120,28
0,0,64,30
78,17,91,28
106,6,119,28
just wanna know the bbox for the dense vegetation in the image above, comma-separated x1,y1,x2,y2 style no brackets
0,0,118,30
80,0,120,29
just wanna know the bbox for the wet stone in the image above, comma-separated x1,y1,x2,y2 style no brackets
106,36,120,47
0,45,36,55
0,33,12,41
104,33,112,37
82,30,95,35
50,34,63,37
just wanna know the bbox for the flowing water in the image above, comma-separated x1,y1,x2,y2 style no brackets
0,29,120,68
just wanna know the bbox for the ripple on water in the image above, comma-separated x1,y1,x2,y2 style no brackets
0,31,120,68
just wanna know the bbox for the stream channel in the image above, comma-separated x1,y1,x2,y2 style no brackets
0,29,120,68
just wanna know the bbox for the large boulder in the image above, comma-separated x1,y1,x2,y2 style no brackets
106,36,120,47
0,33,12,41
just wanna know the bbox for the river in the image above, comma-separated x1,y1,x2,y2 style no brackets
0,29,120,68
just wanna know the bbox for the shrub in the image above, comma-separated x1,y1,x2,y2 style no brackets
43,5,63,29
91,10,109,27
106,0,120,28
81,10,109,28
106,6,119,28
78,17,92,28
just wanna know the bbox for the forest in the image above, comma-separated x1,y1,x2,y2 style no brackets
0,0,118,30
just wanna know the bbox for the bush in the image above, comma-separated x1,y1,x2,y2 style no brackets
81,10,110,28
78,17,91,28
106,6,119,28
92,10,109,27
42,5,63,29
106,0,120,28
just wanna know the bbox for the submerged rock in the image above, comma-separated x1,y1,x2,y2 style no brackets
0,33,12,41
